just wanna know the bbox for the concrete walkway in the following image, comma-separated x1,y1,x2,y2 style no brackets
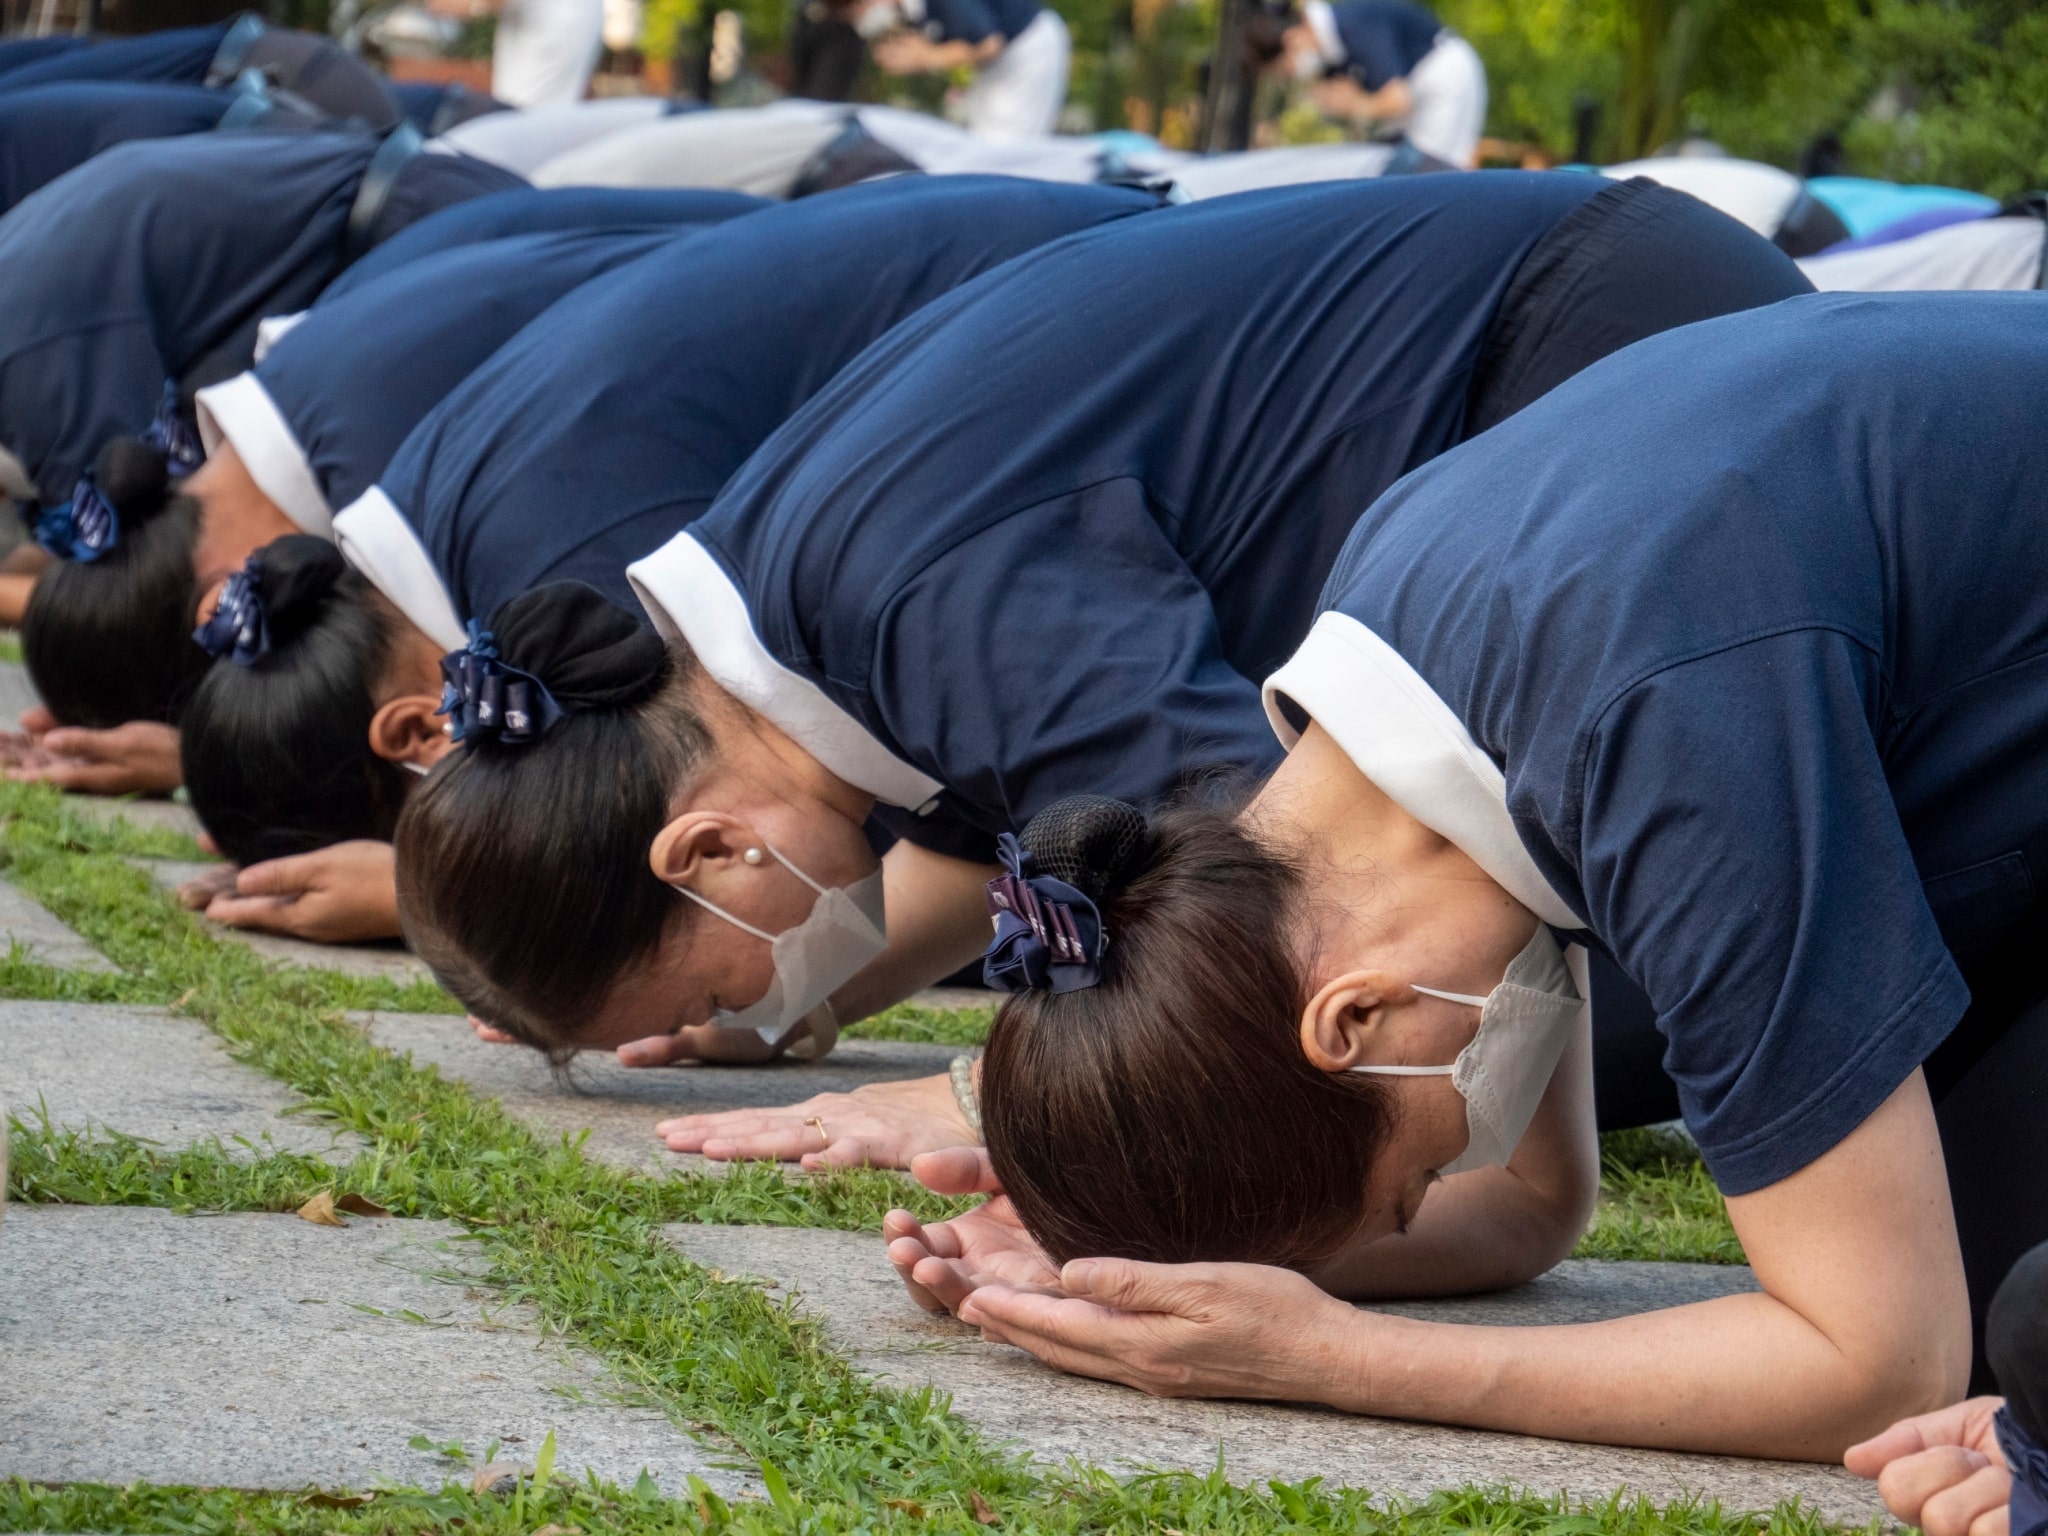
665,1223,1885,1522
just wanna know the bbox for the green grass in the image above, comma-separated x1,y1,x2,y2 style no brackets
843,998,995,1046
0,778,1785,1534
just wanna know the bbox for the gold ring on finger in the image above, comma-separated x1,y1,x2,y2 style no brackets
804,1116,829,1146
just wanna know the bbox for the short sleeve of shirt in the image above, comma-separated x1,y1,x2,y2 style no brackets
1570,628,1969,1194
865,477,1280,860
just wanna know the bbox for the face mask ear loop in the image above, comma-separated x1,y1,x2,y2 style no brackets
671,882,780,943
1410,983,1489,1008
758,841,833,899
1350,1062,1458,1076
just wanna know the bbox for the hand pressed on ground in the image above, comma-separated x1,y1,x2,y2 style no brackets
886,1146,1060,1312
1847,1398,2012,1536
1,707,182,794
657,1070,977,1168
196,840,403,943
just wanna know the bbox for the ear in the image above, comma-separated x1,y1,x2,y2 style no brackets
367,695,455,768
648,810,757,893
1299,970,1415,1072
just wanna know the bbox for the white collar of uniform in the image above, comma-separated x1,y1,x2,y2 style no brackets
1262,611,1579,929
0,444,29,501
194,373,333,539
628,530,944,814
330,485,467,653
1303,0,1347,66
252,311,308,364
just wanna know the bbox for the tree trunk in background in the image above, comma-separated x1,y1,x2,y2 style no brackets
1614,0,1718,158
1198,0,1253,150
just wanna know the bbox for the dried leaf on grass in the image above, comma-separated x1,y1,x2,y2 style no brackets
336,1192,391,1217
884,1498,926,1517
301,1490,375,1509
970,1489,1001,1524
296,1190,346,1227
472,1461,529,1495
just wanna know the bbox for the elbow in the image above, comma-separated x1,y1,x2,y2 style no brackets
1829,1314,1974,1454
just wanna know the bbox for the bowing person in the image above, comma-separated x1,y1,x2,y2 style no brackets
852,0,1071,140
384,172,1810,1103
0,127,522,786
1249,0,1488,169
16,219,713,811
893,294,2048,1458
173,176,1161,956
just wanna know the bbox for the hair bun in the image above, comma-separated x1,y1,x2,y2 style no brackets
254,535,347,635
1019,795,1152,903
489,583,667,713
91,437,170,517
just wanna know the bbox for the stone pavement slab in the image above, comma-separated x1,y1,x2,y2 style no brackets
0,658,36,728
0,1001,356,1161
132,861,438,987
0,879,113,971
66,794,205,842
663,1224,1881,1522
0,1205,747,1495
362,1011,960,1174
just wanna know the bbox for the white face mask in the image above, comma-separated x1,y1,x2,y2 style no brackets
670,842,887,1048
1350,925,1582,1175
856,3,902,38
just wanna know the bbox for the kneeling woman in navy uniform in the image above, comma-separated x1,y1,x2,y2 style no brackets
902,294,2048,1459
388,172,1808,1099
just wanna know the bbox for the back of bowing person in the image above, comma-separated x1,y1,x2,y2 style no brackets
893,294,2048,1456
0,80,323,217
172,176,1162,957
0,128,524,528
850,0,1070,140
11,222,697,904
383,171,1809,1116
0,16,403,129
1247,0,1487,170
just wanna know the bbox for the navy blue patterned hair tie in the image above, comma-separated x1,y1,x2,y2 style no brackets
193,555,273,665
438,621,563,745
33,475,118,562
1998,1406,2048,1536
145,383,204,479
983,832,1107,994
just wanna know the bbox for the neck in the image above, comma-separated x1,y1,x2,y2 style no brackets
373,597,447,703
1247,722,1527,980
688,670,876,827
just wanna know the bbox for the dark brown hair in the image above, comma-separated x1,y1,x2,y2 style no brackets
981,799,1393,1271
180,540,412,866
394,615,710,1055
22,438,211,729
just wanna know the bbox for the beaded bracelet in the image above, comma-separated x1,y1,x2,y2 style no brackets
949,1053,983,1137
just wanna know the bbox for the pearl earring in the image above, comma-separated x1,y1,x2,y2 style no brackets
743,847,765,865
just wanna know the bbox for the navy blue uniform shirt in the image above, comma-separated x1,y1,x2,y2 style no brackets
0,130,518,507
0,22,228,92
340,176,1155,651
321,185,765,301
0,81,228,214
639,173,1605,860
1280,292,2048,1195
919,0,1040,44
1327,0,1441,89
202,226,689,541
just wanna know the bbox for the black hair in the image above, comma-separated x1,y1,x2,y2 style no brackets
179,536,416,866
981,795,1395,1271
1242,4,1300,66
395,584,706,1052
21,438,211,728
